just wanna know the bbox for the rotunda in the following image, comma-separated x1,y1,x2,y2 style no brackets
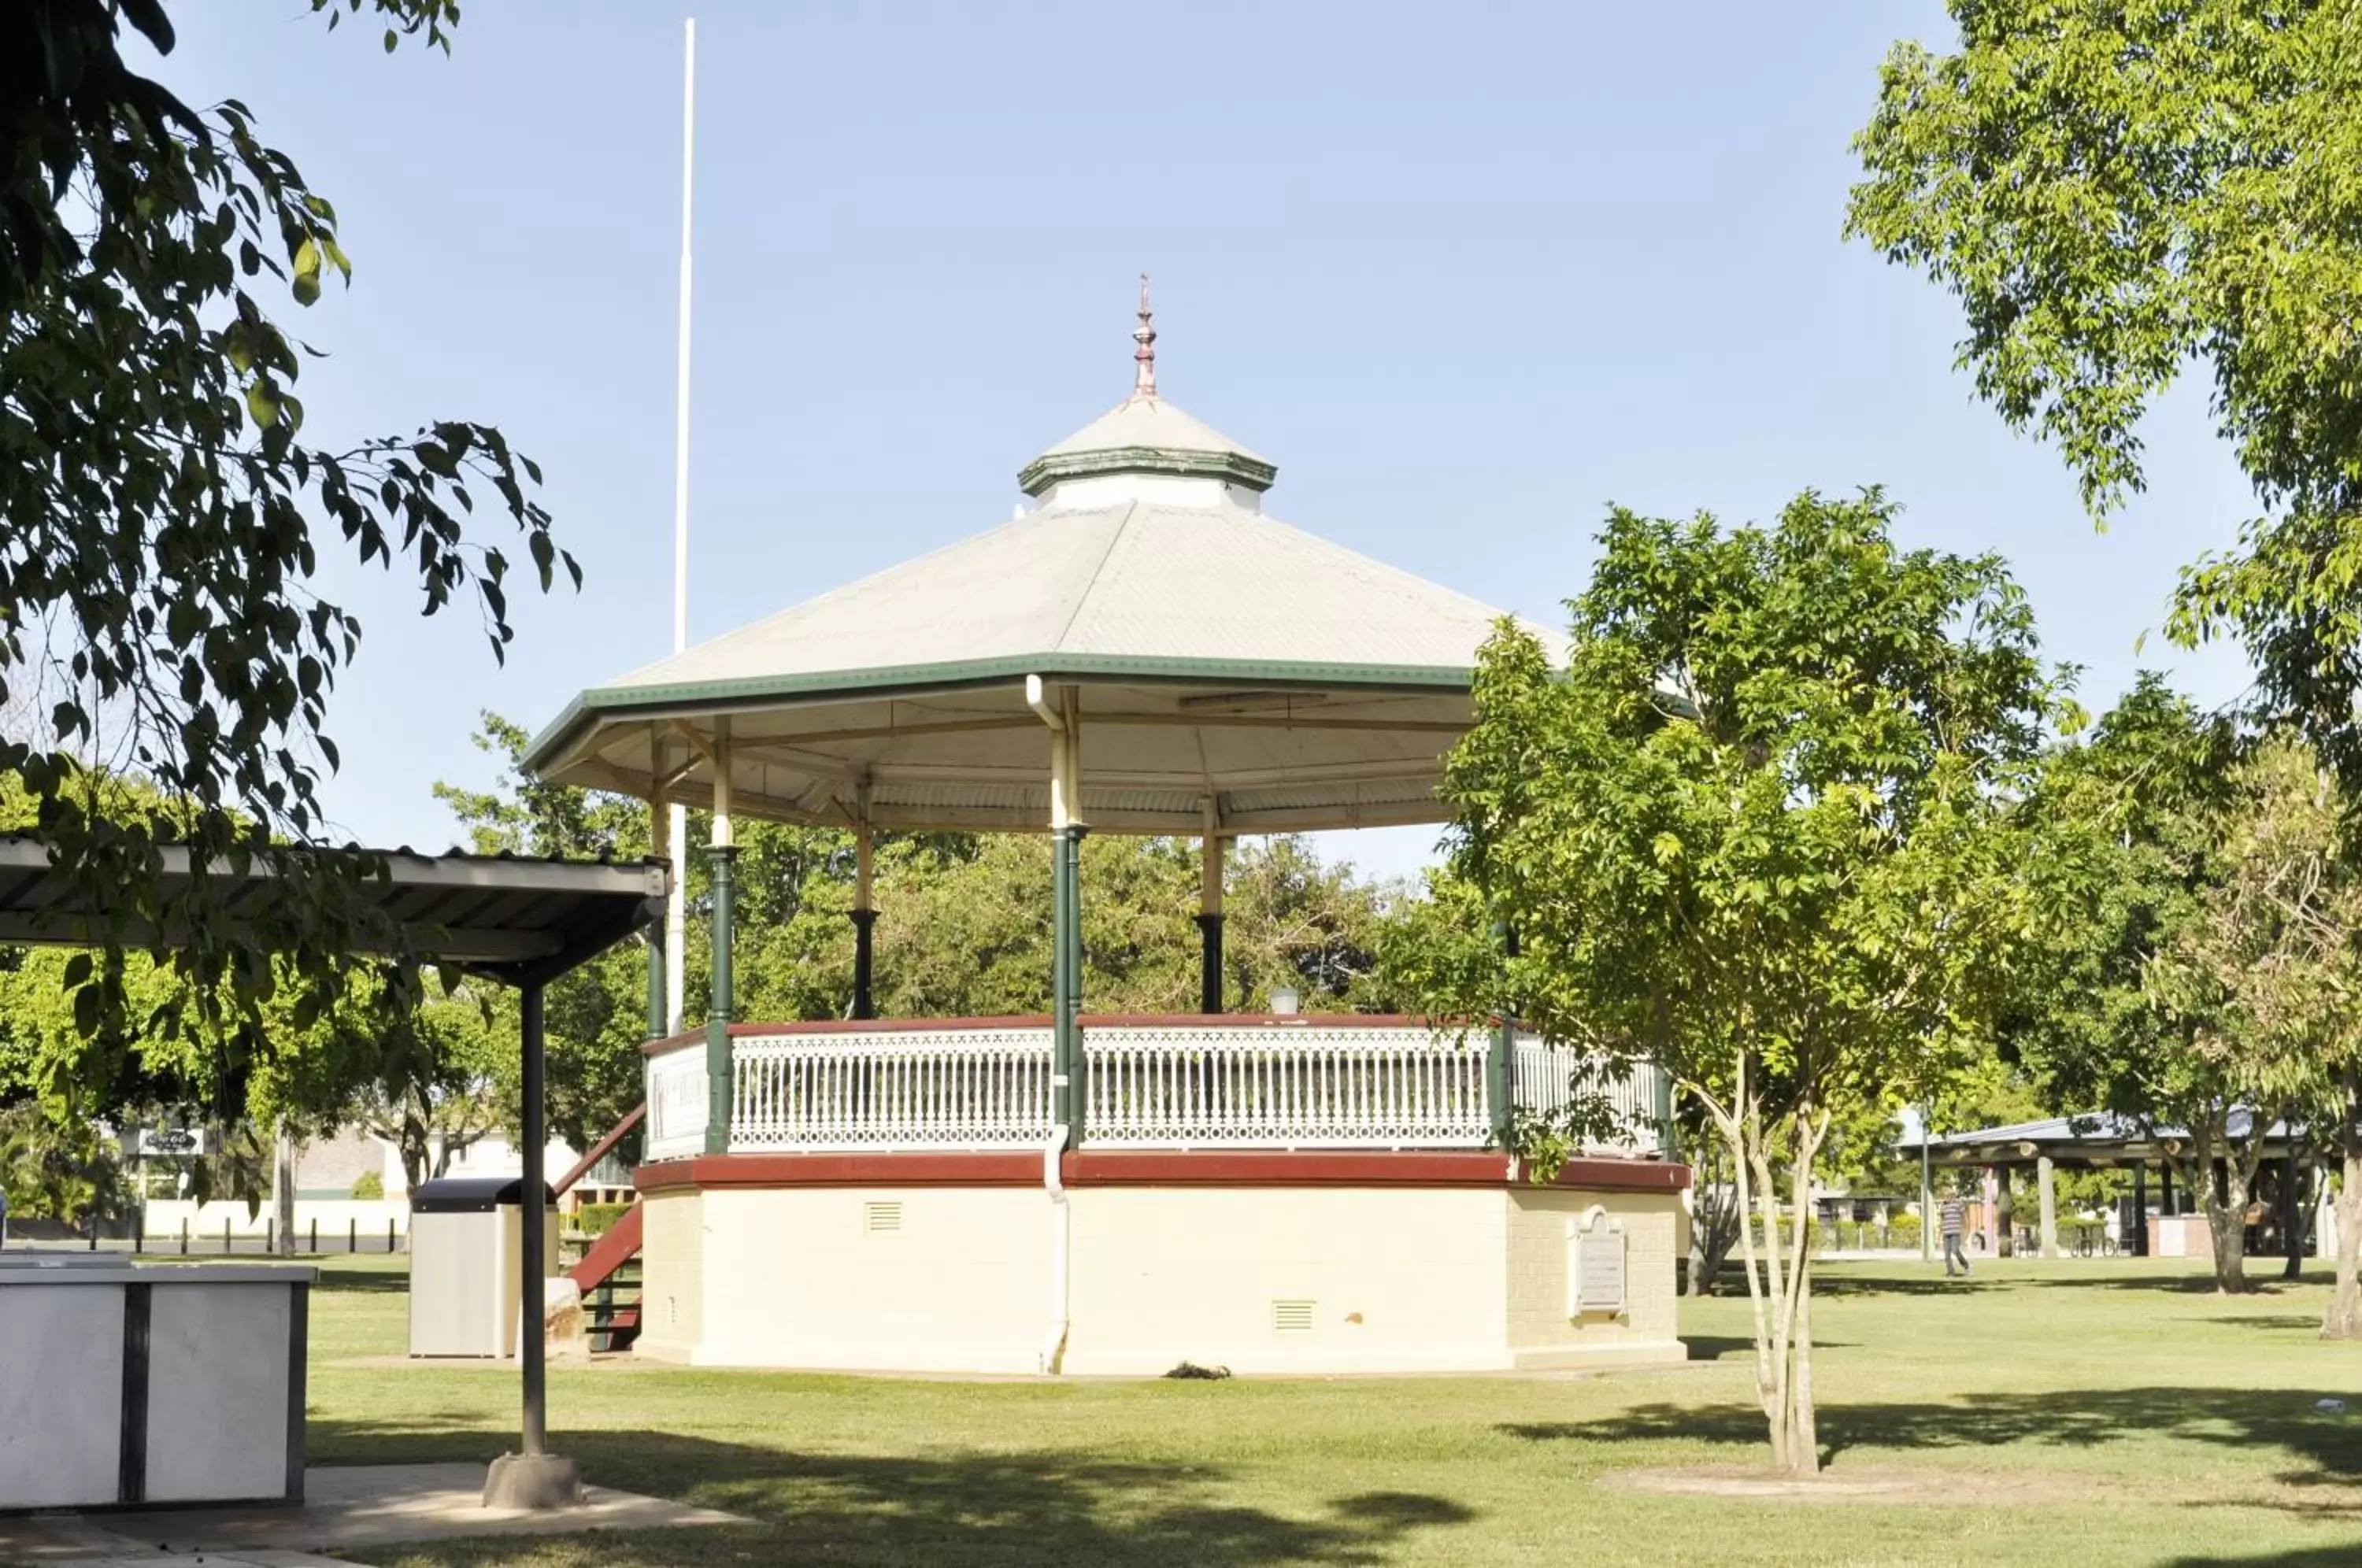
528,285,1688,1375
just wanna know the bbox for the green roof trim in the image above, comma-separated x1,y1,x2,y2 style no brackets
523,651,1474,775
1016,443,1277,497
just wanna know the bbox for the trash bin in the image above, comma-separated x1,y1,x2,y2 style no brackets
407,1176,557,1358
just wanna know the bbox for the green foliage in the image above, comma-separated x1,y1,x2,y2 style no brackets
572,1201,629,1237
1398,490,2059,1470
1848,2,2362,787
0,0,572,1100
0,1102,130,1226
350,1169,383,1200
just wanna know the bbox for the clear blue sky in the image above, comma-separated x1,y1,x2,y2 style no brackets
156,2,2253,879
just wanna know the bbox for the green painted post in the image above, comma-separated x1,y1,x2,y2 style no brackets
1051,825,1084,1145
646,908,668,1041
1487,921,1516,1150
705,843,739,1155
1653,1062,1676,1159
1488,1015,1514,1150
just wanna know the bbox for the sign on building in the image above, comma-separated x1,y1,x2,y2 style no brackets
136,1127,206,1157
1569,1210,1627,1316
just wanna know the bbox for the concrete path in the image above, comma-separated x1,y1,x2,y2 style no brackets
0,1463,744,1566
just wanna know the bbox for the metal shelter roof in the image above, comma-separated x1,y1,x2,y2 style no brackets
0,838,667,984
1896,1110,2300,1165
526,311,1562,836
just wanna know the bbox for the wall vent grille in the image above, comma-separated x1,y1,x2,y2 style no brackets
864,1200,905,1234
1272,1299,1316,1333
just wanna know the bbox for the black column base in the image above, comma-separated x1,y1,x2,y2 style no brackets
1194,912,1224,1015
850,908,878,1021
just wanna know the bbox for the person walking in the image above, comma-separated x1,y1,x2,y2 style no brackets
1940,1185,1971,1278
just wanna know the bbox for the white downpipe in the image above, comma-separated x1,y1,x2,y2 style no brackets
1039,1125,1071,1374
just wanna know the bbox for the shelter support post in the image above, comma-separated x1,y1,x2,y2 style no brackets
2161,1159,2175,1217
1994,1168,2014,1257
705,720,736,1156
852,818,876,1021
2133,1162,2149,1257
1919,1111,1933,1264
2284,1155,2305,1281
520,982,547,1455
1197,802,1224,1015
2037,1155,2057,1259
482,979,580,1509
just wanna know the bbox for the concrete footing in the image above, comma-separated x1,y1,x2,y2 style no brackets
481,1452,582,1511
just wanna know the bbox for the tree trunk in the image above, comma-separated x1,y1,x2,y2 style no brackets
270,1121,296,1259
2202,1156,2251,1294
2326,1147,2362,1339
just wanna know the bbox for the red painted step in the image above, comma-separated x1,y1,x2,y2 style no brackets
567,1200,642,1296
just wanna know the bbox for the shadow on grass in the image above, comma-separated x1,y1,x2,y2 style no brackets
309,1268,411,1294
311,1419,1475,1567
1679,1335,1854,1361
1499,1385,2362,1489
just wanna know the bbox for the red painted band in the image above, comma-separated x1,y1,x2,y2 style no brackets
640,1013,1487,1056
635,1148,1690,1194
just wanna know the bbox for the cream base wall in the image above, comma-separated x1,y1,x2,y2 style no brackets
1064,1186,1510,1374
634,1188,705,1364
637,1181,1686,1376
693,1186,1051,1372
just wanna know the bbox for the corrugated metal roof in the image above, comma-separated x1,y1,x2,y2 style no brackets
0,838,665,982
528,385,1561,835
594,495,1558,701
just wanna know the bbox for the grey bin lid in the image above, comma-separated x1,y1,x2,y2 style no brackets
409,1177,557,1213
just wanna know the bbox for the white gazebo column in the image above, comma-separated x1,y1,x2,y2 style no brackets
851,806,877,1021
645,750,669,1043
1196,797,1224,1015
704,718,737,1156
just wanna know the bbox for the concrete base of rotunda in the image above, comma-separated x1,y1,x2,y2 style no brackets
631,1151,1689,1376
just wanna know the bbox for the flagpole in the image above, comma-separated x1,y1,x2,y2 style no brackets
665,15,695,1036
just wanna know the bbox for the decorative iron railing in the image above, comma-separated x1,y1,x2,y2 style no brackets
1512,1039,1669,1155
1083,1025,1493,1148
642,1020,1669,1158
730,1027,1056,1152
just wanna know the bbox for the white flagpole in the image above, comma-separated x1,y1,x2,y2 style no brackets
665,16,695,1035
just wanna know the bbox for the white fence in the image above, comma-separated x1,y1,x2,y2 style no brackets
646,1042,712,1161
1084,1025,1493,1148
731,1028,1055,1152
643,1024,1666,1158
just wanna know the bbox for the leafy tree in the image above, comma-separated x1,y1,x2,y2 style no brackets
1398,491,2054,1474
1848,2,2362,789
2150,738,2362,1325
0,1101,130,1230
2012,678,2291,1291
1,0,572,1102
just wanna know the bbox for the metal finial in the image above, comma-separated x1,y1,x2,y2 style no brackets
1132,272,1157,400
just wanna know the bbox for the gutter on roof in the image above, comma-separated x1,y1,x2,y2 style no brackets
521,652,1476,776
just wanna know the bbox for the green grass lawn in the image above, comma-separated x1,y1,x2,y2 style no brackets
309,1253,2362,1567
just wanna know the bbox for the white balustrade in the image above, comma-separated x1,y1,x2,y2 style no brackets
1083,1026,1494,1148
645,1022,1668,1159
730,1028,1055,1152
645,1041,710,1162
1512,1036,1668,1155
